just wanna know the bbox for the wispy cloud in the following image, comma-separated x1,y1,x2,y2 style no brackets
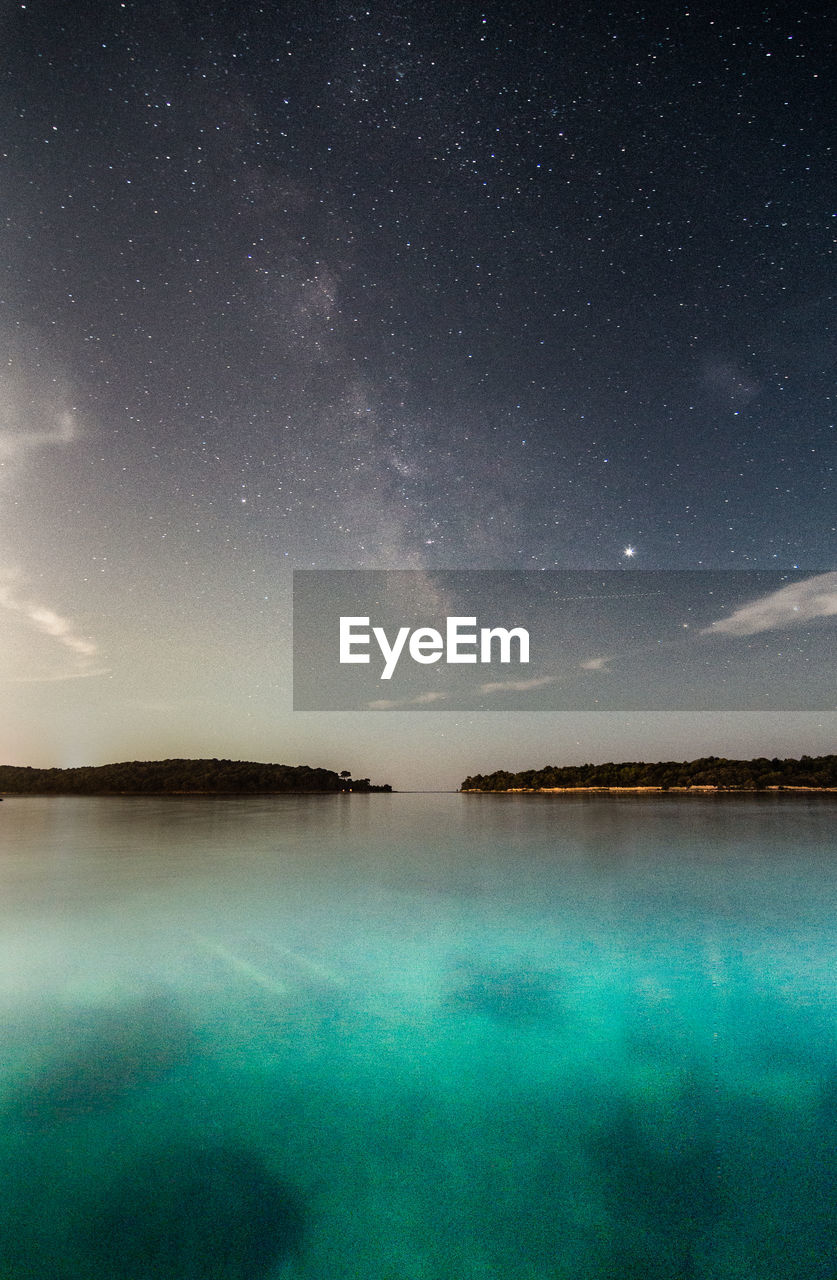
701,572,837,637
0,345,80,464
0,573,104,679
368,690,447,709
10,666,110,684
0,407,77,459
479,675,555,694
580,656,613,672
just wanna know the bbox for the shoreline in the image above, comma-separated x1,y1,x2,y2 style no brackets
0,789,394,799
461,785,837,794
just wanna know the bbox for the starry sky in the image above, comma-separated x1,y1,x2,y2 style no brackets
0,0,834,788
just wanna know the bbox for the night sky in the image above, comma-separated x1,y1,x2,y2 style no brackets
1,1,834,787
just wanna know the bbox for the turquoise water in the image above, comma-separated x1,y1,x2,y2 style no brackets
0,792,834,1278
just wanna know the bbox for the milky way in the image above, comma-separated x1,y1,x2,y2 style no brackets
0,2,833,784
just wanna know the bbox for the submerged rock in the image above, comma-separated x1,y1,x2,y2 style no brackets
84,1144,305,1279
593,1095,724,1275
7,990,194,1125
448,959,562,1022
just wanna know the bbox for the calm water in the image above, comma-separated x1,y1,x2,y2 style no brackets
0,792,834,1279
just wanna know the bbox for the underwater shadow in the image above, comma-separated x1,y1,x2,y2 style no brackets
446,958,562,1023
592,1092,725,1278
83,1143,305,1279
6,989,196,1126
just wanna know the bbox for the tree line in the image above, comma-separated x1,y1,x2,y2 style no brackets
461,755,837,792
0,759,392,795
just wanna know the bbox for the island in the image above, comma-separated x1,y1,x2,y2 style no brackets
0,759,392,795
461,755,837,793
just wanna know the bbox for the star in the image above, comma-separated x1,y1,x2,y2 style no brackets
0,1,830,786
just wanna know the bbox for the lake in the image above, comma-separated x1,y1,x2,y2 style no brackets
0,792,834,1278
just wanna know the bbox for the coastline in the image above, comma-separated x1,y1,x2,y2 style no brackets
0,789,393,798
461,785,837,794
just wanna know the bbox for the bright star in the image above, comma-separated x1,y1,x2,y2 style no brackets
623,546,636,558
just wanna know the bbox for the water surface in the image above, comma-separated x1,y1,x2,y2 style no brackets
0,793,834,1278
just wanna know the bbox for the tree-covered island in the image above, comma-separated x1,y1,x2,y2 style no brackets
0,759,392,796
461,755,837,793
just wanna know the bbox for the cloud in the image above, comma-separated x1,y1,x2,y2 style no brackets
0,345,80,464
580,656,612,672
0,407,77,459
19,601,98,657
10,666,110,684
701,572,837,637
367,690,447,709
0,573,104,679
479,675,555,694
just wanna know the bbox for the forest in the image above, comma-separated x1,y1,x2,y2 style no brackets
461,755,837,792
0,759,391,795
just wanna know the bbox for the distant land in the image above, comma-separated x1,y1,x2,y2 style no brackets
461,755,837,793
0,759,392,796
